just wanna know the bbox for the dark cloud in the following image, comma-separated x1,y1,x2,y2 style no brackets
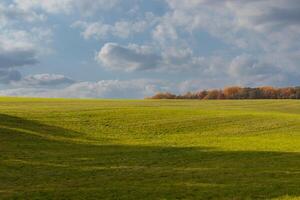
0,49,38,68
251,7,300,29
17,74,76,87
0,70,21,84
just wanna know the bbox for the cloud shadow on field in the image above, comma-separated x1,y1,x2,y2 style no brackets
0,113,300,199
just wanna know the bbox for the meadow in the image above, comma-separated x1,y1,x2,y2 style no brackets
1,97,300,199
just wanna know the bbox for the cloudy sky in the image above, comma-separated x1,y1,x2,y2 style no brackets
0,0,300,98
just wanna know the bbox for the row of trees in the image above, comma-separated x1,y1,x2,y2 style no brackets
149,86,300,99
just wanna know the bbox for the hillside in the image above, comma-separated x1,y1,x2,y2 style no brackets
1,98,300,199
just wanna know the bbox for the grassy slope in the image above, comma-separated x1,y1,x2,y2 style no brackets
1,97,300,199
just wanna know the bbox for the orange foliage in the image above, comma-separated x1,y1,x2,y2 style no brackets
148,86,300,100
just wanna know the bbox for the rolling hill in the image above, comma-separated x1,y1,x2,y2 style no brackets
1,98,300,199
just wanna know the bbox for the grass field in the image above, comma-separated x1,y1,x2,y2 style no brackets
1,98,300,199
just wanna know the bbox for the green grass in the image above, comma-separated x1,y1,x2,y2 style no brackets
1,98,300,199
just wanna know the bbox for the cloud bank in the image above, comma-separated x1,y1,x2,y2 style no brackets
0,78,171,99
0,0,299,98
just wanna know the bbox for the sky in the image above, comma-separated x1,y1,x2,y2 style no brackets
0,0,300,98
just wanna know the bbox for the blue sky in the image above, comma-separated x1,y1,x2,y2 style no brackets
0,0,300,98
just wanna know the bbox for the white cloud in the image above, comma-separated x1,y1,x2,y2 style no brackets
72,13,157,40
57,79,165,98
227,54,290,86
0,1,53,72
229,55,279,78
0,2,54,88
163,0,300,52
0,0,54,84
0,79,170,99
0,30,37,69
134,0,300,86
72,20,146,40
0,28,53,69
0,2,45,26
177,77,236,93
14,0,75,14
96,43,161,71
14,0,120,15
96,42,230,74
1,0,299,95
152,23,178,45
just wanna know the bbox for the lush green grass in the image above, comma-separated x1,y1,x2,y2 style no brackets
1,97,300,199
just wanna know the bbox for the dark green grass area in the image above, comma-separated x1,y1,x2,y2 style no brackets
1,98,300,199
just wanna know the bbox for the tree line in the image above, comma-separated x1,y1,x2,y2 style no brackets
149,86,300,99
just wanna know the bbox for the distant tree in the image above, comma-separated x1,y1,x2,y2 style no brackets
204,90,222,99
223,87,243,99
148,86,300,100
150,92,177,99
259,86,277,99
295,87,300,99
182,92,194,99
196,90,208,99
278,87,295,99
247,88,261,99
239,87,252,99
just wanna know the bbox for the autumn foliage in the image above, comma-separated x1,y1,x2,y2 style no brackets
149,86,300,100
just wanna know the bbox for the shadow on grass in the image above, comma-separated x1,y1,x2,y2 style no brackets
0,114,83,139
1,114,300,199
